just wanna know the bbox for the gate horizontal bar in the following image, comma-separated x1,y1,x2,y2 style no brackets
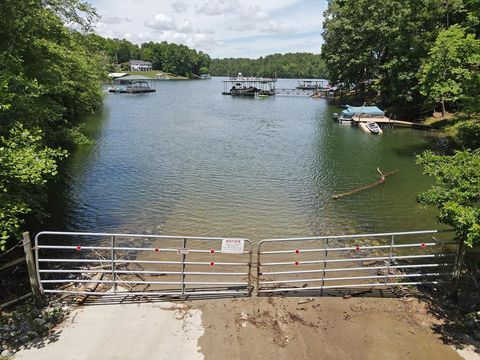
259,272,452,284
41,279,249,286
259,230,441,243
37,245,250,254
38,258,248,266
260,254,452,266
260,242,438,255
258,281,444,293
261,263,454,275
43,289,250,296
35,231,251,242
39,269,248,276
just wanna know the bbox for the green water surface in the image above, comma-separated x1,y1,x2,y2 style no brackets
47,78,441,241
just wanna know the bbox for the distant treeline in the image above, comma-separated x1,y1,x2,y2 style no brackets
209,53,328,79
87,36,211,78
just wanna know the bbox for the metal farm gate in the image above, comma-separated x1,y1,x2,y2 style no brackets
35,231,253,297
35,230,458,298
257,230,457,295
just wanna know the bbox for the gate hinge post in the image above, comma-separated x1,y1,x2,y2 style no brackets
23,232,45,308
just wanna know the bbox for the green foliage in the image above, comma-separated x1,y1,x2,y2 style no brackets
89,35,211,78
417,150,480,247
457,120,480,149
0,0,106,250
321,0,480,118
0,125,67,249
209,53,327,78
419,25,480,111
141,42,211,78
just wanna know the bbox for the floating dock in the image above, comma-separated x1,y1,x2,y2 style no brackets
351,116,432,129
296,79,330,90
222,74,276,96
275,88,315,97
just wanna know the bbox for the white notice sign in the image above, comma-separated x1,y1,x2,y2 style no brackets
177,248,189,255
221,238,244,254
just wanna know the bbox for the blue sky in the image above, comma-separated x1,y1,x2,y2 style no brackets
90,0,328,58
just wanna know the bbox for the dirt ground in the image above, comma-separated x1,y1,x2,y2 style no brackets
197,296,463,360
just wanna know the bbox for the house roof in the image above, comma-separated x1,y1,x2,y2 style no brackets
341,105,385,118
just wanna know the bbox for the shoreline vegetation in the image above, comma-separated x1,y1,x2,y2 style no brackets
126,71,188,80
209,53,328,79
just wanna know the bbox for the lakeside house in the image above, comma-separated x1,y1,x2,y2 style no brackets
129,60,152,71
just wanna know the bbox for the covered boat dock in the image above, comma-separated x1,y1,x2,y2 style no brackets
222,74,276,96
337,105,432,129
109,74,156,93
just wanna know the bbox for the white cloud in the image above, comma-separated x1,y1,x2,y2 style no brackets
177,19,194,33
101,15,132,24
171,0,188,13
259,20,297,34
226,23,252,32
196,0,268,19
144,13,176,31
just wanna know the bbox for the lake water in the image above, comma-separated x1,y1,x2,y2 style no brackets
47,77,441,241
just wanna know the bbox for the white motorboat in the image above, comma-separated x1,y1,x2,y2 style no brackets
359,121,383,134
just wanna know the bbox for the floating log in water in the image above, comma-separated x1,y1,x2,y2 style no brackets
332,168,398,200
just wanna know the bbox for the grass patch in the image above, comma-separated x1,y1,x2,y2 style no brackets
126,70,188,80
423,112,476,137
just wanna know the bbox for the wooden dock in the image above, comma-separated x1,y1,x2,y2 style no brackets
351,116,432,129
275,88,315,97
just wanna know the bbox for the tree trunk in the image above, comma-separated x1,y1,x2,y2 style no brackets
451,234,466,302
441,99,446,117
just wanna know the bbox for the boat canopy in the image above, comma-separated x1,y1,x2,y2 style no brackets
341,105,384,118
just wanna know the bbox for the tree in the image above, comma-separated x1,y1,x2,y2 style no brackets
417,150,480,300
321,0,473,118
457,121,480,149
0,0,106,249
419,25,480,116
0,125,66,250
209,53,327,78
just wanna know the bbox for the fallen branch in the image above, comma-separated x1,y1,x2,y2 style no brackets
0,293,33,310
332,168,398,200
76,272,104,305
81,264,127,270
0,256,26,272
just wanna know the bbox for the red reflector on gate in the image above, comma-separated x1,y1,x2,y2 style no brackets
294,261,299,266
420,243,426,248
295,249,300,254
355,246,360,251
210,262,215,266
210,249,215,254
154,248,160,253
76,246,82,251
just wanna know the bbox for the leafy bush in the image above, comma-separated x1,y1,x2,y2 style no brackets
457,120,480,150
